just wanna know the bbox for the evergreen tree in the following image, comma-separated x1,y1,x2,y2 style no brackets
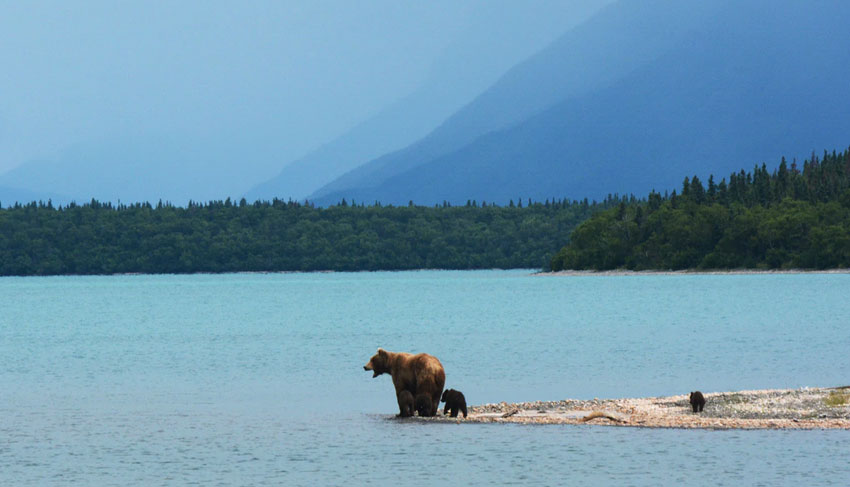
550,146,850,271
691,175,706,204
707,175,717,201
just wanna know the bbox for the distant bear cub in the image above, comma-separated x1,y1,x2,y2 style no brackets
441,388,468,418
689,391,706,413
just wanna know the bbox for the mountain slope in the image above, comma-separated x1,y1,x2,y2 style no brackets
0,134,278,205
244,0,612,202
310,0,720,203
314,0,850,206
0,185,69,206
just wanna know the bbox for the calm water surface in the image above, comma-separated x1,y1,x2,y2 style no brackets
1,270,848,485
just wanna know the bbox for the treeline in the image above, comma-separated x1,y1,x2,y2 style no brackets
0,196,618,276
551,148,850,271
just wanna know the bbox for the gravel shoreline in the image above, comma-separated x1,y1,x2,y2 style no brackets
421,387,850,429
540,269,850,276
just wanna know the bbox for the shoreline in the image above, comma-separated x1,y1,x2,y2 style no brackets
540,269,850,277
421,387,850,430
4,268,850,279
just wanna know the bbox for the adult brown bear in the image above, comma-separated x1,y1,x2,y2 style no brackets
363,348,445,417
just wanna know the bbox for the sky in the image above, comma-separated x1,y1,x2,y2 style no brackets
0,0,613,200
0,1,463,172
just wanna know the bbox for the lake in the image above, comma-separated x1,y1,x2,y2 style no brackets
1,270,848,485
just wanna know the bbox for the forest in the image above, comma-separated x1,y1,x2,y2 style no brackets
0,197,614,276
551,149,850,271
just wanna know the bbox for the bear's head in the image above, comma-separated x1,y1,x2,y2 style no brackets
440,389,450,402
363,348,390,378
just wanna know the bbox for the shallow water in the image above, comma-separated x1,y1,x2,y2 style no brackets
1,270,848,485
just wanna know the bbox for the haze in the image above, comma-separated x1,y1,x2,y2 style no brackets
0,1,611,204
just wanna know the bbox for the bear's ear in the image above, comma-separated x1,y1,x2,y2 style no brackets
377,348,387,357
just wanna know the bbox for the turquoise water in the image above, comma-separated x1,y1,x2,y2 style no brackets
1,270,848,485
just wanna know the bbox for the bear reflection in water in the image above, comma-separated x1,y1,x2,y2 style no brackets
364,348,445,417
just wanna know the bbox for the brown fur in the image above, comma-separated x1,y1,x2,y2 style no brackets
397,390,414,417
689,391,706,413
440,388,468,418
415,393,432,416
364,348,445,417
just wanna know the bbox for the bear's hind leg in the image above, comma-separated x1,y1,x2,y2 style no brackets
397,390,414,417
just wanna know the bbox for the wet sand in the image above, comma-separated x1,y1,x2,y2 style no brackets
424,387,850,429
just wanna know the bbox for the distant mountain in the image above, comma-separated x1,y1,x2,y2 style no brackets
0,2,611,207
0,134,275,205
0,185,69,207
313,0,850,206
309,0,714,204
245,0,611,203
243,80,469,203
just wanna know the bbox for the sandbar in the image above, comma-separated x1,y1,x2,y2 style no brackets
421,387,850,429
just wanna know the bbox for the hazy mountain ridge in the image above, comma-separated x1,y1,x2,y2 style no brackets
0,185,69,207
245,0,611,203
2,1,613,205
313,0,850,206
0,134,279,205
5,1,848,207
310,0,721,204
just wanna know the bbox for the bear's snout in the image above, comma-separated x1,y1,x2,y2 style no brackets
364,363,381,378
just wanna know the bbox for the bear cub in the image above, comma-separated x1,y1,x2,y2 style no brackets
415,393,433,417
441,388,468,418
689,391,706,413
397,390,414,417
